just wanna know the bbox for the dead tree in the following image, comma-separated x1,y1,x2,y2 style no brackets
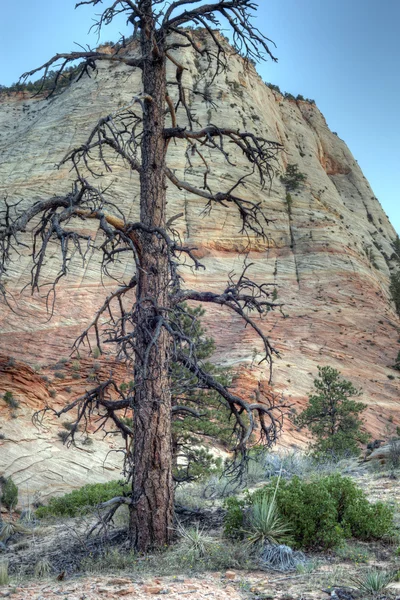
0,0,287,551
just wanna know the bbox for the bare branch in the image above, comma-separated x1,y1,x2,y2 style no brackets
162,1,277,64
20,51,143,97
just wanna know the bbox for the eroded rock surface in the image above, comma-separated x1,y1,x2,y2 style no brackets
0,36,399,501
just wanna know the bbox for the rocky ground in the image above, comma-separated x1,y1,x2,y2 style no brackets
0,574,243,600
2,564,400,600
2,462,400,600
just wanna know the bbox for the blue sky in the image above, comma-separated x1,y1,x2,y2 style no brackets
0,0,399,234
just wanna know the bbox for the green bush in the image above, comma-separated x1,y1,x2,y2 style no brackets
57,430,70,443
35,480,129,518
224,474,393,550
280,164,307,191
224,496,246,538
2,391,19,409
1,477,18,511
390,271,400,317
393,350,400,371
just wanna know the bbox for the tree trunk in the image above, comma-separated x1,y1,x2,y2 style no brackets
129,5,173,551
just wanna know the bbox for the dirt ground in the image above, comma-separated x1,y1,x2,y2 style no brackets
2,464,400,600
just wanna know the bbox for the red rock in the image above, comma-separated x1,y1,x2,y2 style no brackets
143,585,163,594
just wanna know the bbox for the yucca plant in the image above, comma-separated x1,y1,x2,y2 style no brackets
34,558,52,578
260,544,306,572
245,495,291,547
244,474,290,547
350,569,396,594
175,521,214,559
0,561,9,586
0,521,30,543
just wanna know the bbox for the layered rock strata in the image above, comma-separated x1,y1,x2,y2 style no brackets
0,37,399,501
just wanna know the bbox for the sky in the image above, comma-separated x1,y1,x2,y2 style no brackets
0,0,399,234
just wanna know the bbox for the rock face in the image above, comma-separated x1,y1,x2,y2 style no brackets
0,37,399,502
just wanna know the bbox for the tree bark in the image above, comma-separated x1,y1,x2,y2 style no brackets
129,3,173,551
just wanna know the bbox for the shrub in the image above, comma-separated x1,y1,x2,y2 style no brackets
265,82,282,94
3,391,19,409
224,474,393,550
280,164,307,191
388,438,400,470
393,236,400,263
1,476,18,511
335,541,370,563
224,496,246,538
35,480,128,518
81,436,93,446
57,430,70,443
285,193,293,216
390,271,400,317
62,421,79,432
393,350,400,371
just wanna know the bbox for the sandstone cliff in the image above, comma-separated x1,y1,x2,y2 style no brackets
0,38,399,502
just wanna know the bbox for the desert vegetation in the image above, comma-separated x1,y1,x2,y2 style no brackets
1,1,400,599
2,449,400,599
295,366,369,457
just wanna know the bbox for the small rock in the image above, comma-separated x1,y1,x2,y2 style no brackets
118,588,136,596
107,578,132,586
225,570,236,580
143,585,163,594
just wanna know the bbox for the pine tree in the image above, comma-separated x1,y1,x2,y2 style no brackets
295,366,368,457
